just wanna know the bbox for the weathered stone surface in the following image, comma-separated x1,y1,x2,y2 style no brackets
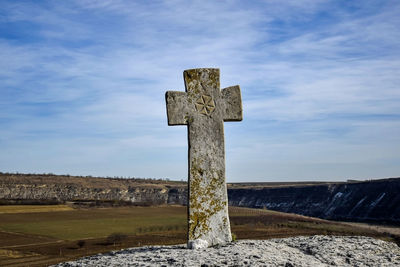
53,236,400,266
166,68,243,248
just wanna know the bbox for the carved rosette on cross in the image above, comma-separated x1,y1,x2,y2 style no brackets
165,68,243,249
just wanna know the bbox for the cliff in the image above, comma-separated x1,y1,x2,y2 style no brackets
228,178,400,224
0,173,187,206
1,173,399,224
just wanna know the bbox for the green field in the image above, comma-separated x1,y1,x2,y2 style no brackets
0,205,398,267
0,205,186,240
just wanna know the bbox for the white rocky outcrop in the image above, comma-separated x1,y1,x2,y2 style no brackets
53,235,399,266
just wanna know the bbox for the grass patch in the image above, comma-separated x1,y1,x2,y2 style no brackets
2,217,186,240
0,206,186,240
0,205,73,214
0,249,37,259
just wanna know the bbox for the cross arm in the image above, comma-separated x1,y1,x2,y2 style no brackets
221,85,243,122
166,91,190,125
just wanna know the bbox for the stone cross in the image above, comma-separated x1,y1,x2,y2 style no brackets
165,68,242,248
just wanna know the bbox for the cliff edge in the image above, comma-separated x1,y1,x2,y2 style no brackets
228,178,400,224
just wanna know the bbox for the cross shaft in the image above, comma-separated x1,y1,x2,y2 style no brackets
166,68,242,248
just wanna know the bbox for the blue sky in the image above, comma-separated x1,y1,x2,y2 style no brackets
1,0,399,182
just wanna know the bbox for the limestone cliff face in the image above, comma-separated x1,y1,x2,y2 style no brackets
0,184,188,205
228,178,400,223
0,174,187,205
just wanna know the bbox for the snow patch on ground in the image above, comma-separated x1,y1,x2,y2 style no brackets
53,235,400,266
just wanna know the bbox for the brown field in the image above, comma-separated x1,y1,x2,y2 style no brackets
0,205,398,267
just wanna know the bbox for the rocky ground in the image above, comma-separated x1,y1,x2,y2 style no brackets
53,235,399,266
